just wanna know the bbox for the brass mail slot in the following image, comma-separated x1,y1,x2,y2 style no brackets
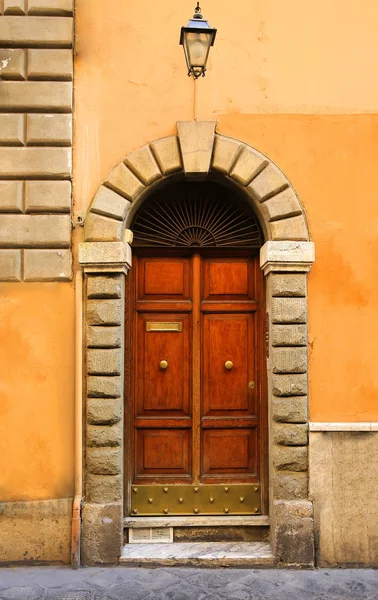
130,484,261,516
146,322,183,332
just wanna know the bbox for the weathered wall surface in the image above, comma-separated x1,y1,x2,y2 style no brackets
310,432,378,566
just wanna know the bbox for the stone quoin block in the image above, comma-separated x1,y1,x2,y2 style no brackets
81,502,122,566
87,349,122,376
87,423,122,448
79,241,131,267
25,180,71,212
273,471,308,500
272,347,307,374
124,145,162,186
86,326,122,349
0,214,71,247
273,500,314,566
230,145,267,186
0,147,71,178
272,396,308,423
273,445,308,472
86,475,122,504
150,136,182,175
87,275,123,299
105,162,145,201
260,188,302,222
91,186,130,221
86,447,122,475
272,374,308,397
0,81,72,112
0,17,73,48
248,162,288,201
4,0,26,15
0,113,24,146
87,376,122,398
85,213,123,242
87,398,122,425
87,299,123,326
271,297,307,324
27,48,73,80
0,181,23,212
270,215,309,241
271,273,307,297
272,324,307,347
0,249,21,281
23,249,72,281
273,423,308,446
26,113,72,146
28,0,74,16
211,135,243,174
0,48,25,79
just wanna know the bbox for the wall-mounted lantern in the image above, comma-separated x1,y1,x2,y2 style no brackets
180,3,217,79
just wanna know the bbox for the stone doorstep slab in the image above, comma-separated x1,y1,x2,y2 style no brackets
124,515,270,528
119,541,276,568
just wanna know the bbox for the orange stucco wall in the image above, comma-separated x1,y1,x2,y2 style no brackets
74,0,378,421
0,283,75,502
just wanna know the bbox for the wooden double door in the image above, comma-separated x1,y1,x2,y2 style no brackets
128,251,267,516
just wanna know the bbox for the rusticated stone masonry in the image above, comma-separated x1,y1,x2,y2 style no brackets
0,1,73,281
81,272,125,565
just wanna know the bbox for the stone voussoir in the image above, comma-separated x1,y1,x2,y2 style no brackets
248,162,289,201
150,136,182,175
86,447,122,475
211,134,243,174
85,212,123,243
230,145,267,186
87,397,122,425
105,162,145,201
87,299,123,326
260,188,302,223
270,214,309,241
91,185,130,222
124,144,162,186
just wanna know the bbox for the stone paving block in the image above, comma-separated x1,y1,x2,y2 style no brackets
0,214,71,247
23,248,72,281
25,180,71,212
87,275,123,299
272,297,307,324
87,325,122,348
87,299,123,326
87,397,122,425
26,113,72,146
272,374,308,396
271,273,307,297
0,180,23,212
0,113,24,146
0,147,71,178
27,48,73,80
0,249,21,281
0,16,73,47
150,136,182,175
87,376,122,398
0,48,25,79
87,348,122,376
91,185,130,221
0,81,72,111
272,396,308,423
272,324,307,347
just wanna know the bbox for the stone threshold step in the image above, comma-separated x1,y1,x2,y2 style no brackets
125,515,270,528
120,542,276,568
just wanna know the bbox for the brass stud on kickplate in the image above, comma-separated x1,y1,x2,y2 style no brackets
163,508,169,514
179,498,184,503
254,486,259,492
194,508,199,514
224,487,229,492
163,487,169,493
131,508,138,515
254,507,259,513
224,508,230,514
209,497,214,503
194,487,199,493
239,497,244,503
132,487,138,493
148,498,153,504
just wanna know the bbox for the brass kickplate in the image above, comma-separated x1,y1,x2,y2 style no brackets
146,322,183,332
130,484,261,516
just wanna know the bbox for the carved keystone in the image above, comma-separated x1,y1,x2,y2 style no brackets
177,121,216,180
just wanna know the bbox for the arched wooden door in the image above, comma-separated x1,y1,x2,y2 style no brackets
126,183,267,517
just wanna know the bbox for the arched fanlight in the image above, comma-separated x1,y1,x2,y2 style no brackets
179,3,217,79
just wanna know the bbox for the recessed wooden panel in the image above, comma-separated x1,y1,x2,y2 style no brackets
138,257,190,299
136,314,190,415
136,429,190,475
203,258,254,300
203,314,255,415
202,429,257,475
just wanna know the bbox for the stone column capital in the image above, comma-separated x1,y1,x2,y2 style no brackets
260,241,315,275
78,241,132,275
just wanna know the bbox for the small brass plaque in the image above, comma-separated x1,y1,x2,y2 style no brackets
146,322,183,332
130,484,261,516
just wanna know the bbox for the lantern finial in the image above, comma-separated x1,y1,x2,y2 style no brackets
194,3,202,18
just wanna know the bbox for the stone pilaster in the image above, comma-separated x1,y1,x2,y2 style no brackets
261,240,315,567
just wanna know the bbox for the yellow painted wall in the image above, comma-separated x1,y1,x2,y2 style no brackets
0,283,75,502
74,0,378,421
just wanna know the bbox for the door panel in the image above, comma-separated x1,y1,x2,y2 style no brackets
202,429,257,476
136,429,191,477
203,257,254,300
138,256,191,300
135,313,190,415
202,314,255,415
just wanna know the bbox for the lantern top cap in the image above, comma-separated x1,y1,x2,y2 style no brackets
180,3,217,46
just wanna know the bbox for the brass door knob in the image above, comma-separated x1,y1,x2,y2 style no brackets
225,360,233,370
160,360,168,369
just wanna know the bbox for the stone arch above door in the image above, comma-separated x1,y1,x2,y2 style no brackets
79,122,315,568
84,122,310,244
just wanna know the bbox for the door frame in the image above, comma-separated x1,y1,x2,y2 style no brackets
79,123,315,567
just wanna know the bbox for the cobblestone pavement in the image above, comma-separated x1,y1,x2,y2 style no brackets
0,567,378,600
